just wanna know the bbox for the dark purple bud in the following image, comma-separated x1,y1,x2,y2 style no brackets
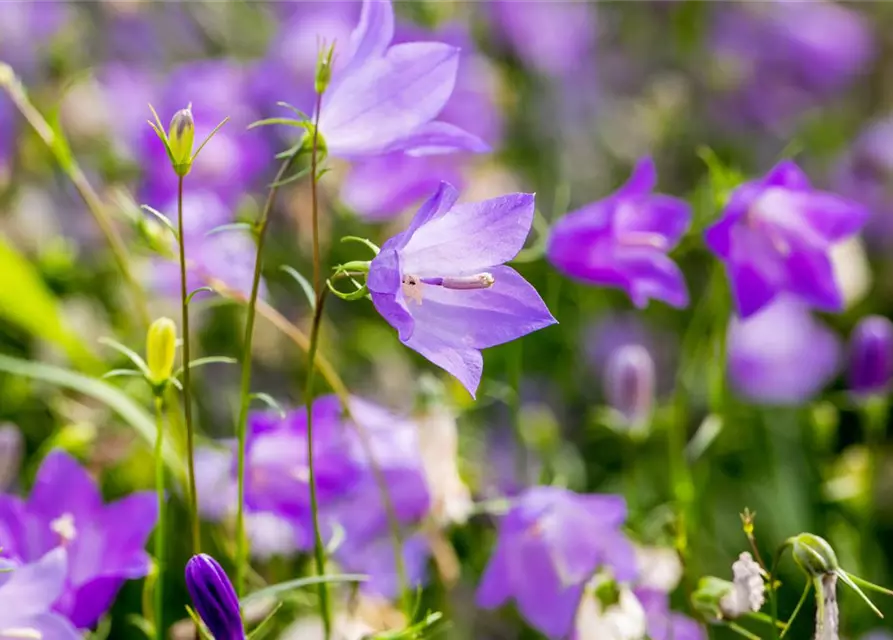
604,345,655,430
185,554,245,640
848,315,893,395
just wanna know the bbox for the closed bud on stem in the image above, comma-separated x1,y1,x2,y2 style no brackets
692,576,735,621
185,554,245,640
168,105,195,176
604,344,655,432
791,533,840,577
848,315,893,396
315,42,336,94
147,317,177,386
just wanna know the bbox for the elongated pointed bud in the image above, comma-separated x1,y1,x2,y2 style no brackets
168,105,195,176
147,317,177,385
791,533,839,577
185,554,245,640
604,345,655,431
315,42,336,94
848,315,893,396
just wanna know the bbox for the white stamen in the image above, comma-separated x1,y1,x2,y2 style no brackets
0,627,42,638
438,273,495,290
50,513,77,544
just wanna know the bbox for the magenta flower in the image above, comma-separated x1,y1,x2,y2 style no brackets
317,0,487,158
705,160,868,319
0,450,157,627
476,487,637,639
0,549,81,639
848,315,893,396
368,183,556,396
547,157,692,309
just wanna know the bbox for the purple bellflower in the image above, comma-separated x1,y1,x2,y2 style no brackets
0,549,81,639
705,160,868,319
367,183,556,397
636,588,706,640
316,0,487,158
0,450,157,628
547,157,692,309
185,554,245,640
476,486,637,639
848,315,893,396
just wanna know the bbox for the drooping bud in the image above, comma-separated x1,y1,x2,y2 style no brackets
147,317,177,386
185,554,245,640
604,344,655,431
848,315,893,396
791,533,839,577
168,105,195,176
0,424,22,491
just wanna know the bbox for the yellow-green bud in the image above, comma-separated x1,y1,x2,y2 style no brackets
791,533,839,576
147,317,177,385
315,43,335,94
168,105,195,176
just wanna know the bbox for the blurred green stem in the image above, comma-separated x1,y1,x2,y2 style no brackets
860,397,888,581
153,395,166,640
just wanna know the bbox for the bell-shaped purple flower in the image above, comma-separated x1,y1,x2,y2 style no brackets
316,0,487,158
547,157,692,309
604,344,656,430
476,486,637,639
368,183,556,397
848,315,893,396
705,160,869,319
185,554,245,640
0,549,81,639
0,450,157,627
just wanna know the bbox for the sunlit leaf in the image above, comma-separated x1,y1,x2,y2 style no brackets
240,574,367,607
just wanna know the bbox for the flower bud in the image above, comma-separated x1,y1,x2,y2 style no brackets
185,554,245,640
168,105,195,176
693,576,735,621
147,317,177,385
315,43,335,94
0,424,23,491
848,315,893,396
604,344,655,431
791,533,839,577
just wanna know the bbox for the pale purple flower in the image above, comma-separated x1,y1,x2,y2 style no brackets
705,160,868,319
848,315,893,396
476,486,637,639
334,533,430,599
635,588,706,640
0,450,157,627
0,549,81,639
727,297,841,405
368,183,556,397
316,0,487,158
547,157,692,309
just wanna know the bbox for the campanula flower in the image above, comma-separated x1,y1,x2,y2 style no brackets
0,549,81,639
705,160,868,319
0,450,157,627
635,588,706,640
185,554,245,640
316,0,487,158
368,183,556,396
848,316,893,396
547,157,692,309
727,297,840,405
604,344,656,432
476,486,637,639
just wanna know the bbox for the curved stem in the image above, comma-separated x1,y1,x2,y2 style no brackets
780,580,812,639
153,395,166,640
233,153,300,598
177,176,201,554
769,542,791,640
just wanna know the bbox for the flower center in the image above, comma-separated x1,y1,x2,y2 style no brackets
747,190,793,256
401,272,495,305
616,231,669,251
50,512,77,545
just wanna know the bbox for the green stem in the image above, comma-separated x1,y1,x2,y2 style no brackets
176,176,201,555
233,149,301,598
860,398,888,582
780,580,812,639
153,395,166,640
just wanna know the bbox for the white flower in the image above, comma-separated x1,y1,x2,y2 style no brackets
634,545,683,593
416,404,472,525
575,583,647,640
720,552,766,618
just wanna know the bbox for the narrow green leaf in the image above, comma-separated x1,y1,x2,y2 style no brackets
279,265,316,310
843,570,893,597
246,602,283,640
268,165,311,188
186,287,216,305
275,101,310,121
240,574,367,607
341,236,380,255
275,140,305,160
250,392,287,418
192,116,230,161
248,117,303,130
204,222,254,237
326,279,368,301
173,356,238,379
101,368,144,381
837,570,885,618
185,605,214,640
98,337,151,377
124,615,153,640
140,205,179,240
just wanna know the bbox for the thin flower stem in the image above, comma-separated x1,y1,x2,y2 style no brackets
233,150,301,598
177,176,201,555
780,580,812,639
769,543,790,640
153,395,166,640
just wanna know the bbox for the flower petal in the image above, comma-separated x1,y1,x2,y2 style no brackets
393,181,461,250
615,250,689,309
25,612,84,640
370,291,415,341
616,156,657,198
343,0,394,73
512,540,585,639
613,195,692,247
402,325,483,397
0,548,68,620
761,159,811,190
400,193,536,275
321,42,459,157
784,246,844,311
29,451,103,528
476,538,511,609
395,120,490,156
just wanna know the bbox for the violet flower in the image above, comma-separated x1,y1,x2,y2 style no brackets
0,450,157,627
0,549,81,639
333,532,431,599
636,588,706,640
848,315,893,396
316,0,487,158
185,554,245,640
476,486,637,639
547,157,692,309
706,161,868,319
368,183,556,396
727,296,841,405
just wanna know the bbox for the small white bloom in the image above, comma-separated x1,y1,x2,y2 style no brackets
634,545,683,593
575,585,647,640
416,405,472,525
719,552,765,618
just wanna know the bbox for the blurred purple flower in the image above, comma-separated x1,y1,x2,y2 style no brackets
0,450,157,628
705,160,868,319
604,344,656,430
709,1,873,129
316,0,487,158
848,315,893,396
0,549,81,639
477,486,637,639
635,588,706,640
185,554,245,640
334,533,430,599
368,183,556,396
0,1,71,81
547,157,692,309
727,297,841,405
